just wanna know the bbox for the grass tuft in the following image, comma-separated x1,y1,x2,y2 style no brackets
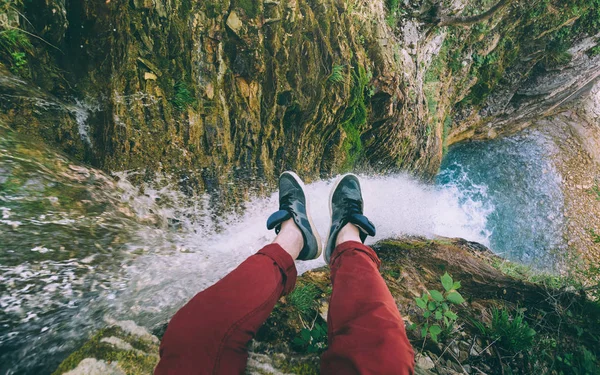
474,308,536,354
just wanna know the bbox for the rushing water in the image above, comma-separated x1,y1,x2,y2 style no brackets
0,122,566,373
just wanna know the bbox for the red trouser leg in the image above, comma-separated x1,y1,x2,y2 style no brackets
321,241,415,375
155,244,297,375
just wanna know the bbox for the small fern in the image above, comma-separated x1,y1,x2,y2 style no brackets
475,308,536,354
327,64,345,84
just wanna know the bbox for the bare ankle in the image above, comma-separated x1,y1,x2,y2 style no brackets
335,223,361,247
273,219,303,260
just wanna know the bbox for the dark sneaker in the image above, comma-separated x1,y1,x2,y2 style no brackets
324,173,376,263
266,171,322,260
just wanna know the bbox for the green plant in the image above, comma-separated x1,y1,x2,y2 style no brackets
589,229,600,244
385,0,399,11
0,28,31,49
442,116,452,155
292,318,328,354
171,81,195,110
327,64,345,84
385,13,396,28
0,28,32,73
409,272,464,343
340,64,370,170
382,268,400,279
475,308,536,354
555,347,598,375
288,283,320,316
490,258,577,290
11,51,25,66
235,0,258,17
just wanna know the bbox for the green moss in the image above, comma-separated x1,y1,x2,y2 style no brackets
382,268,400,279
589,229,600,244
385,0,399,11
490,258,580,290
235,0,258,18
278,360,320,375
589,45,600,57
442,116,452,155
426,93,437,115
340,64,370,171
464,40,518,106
204,2,223,18
52,327,158,375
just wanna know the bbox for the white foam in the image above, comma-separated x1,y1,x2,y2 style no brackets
112,173,492,325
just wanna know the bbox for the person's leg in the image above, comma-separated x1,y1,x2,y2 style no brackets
321,227,415,374
155,219,302,374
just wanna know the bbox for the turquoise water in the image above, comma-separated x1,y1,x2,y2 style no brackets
437,129,566,266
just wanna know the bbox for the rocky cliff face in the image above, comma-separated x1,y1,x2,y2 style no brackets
1,0,599,192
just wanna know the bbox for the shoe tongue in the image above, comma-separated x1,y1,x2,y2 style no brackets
266,210,292,232
349,213,376,242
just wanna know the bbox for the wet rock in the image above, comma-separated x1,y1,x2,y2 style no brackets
62,359,125,375
226,11,244,36
100,337,135,352
415,353,435,370
53,321,159,374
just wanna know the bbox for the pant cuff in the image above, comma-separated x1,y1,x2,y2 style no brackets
330,240,381,269
257,244,297,295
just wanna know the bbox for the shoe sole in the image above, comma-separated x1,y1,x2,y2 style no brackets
282,171,323,259
325,173,363,262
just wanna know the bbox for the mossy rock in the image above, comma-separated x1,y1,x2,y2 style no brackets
52,322,160,375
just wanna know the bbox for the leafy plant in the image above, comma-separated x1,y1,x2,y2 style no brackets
11,51,25,66
292,319,328,354
171,81,195,109
555,347,598,375
327,64,345,84
0,28,32,73
409,272,464,343
475,308,536,354
287,283,320,316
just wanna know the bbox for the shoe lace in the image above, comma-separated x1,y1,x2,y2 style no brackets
344,197,362,215
280,192,295,211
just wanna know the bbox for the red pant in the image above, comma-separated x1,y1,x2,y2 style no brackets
155,241,414,374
